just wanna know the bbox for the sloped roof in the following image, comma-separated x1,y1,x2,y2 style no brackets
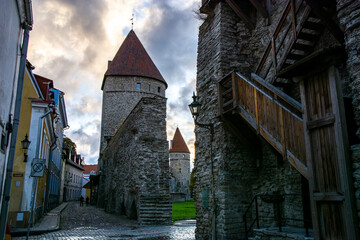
34,74,54,102
102,30,167,89
83,164,98,174
170,128,190,153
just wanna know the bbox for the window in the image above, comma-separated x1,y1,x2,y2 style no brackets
136,83,141,90
1,131,5,152
157,87,161,93
179,168,181,173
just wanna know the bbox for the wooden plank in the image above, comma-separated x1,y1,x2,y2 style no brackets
313,193,344,202
225,0,255,30
232,71,238,107
254,88,260,134
328,65,358,239
287,151,308,179
279,107,286,160
290,0,296,39
271,37,277,74
306,115,335,130
298,75,321,239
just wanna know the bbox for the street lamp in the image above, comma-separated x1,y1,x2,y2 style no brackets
188,92,214,136
189,92,216,240
21,134,31,162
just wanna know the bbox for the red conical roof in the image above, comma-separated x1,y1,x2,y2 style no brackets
102,30,166,89
170,128,190,153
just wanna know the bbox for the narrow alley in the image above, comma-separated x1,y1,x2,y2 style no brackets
13,202,195,240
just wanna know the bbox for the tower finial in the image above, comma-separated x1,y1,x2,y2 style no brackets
131,13,134,30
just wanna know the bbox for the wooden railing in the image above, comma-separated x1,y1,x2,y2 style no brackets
218,72,307,178
255,0,308,80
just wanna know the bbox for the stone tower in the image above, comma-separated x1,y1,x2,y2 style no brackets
100,30,167,152
169,127,190,201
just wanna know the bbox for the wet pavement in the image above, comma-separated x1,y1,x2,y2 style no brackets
13,202,195,240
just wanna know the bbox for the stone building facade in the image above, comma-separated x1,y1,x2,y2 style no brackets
97,30,170,224
195,0,360,239
169,127,191,202
98,96,170,224
99,30,167,153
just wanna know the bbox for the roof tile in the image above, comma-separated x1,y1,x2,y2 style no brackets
170,128,190,153
103,30,166,89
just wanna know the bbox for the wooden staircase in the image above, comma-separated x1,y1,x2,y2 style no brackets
218,72,308,178
255,0,325,85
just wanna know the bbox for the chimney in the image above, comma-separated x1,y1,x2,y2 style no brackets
108,60,112,68
170,140,173,149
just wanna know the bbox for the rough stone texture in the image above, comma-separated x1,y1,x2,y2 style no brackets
337,1,360,136
100,75,166,152
169,152,191,201
351,144,360,228
98,96,171,225
195,0,360,239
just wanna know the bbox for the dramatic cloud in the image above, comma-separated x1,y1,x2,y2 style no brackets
28,0,201,165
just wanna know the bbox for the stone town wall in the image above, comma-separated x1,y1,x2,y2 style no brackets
169,152,191,200
100,75,166,152
98,96,171,225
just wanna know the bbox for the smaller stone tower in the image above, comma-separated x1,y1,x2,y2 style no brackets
169,127,190,201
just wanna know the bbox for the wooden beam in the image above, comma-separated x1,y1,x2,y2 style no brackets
248,0,268,18
304,0,344,44
226,0,255,30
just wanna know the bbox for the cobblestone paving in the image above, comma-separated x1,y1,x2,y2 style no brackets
14,202,195,240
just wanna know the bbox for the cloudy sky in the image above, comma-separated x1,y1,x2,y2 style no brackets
28,0,202,164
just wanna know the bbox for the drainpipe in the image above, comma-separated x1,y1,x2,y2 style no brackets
0,23,32,238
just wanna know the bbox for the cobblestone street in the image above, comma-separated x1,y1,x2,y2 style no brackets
13,202,195,240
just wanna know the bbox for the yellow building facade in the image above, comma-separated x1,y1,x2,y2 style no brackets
8,64,53,228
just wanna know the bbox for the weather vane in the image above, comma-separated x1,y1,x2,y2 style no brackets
131,13,134,30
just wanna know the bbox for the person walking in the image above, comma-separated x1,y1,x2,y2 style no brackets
80,196,84,206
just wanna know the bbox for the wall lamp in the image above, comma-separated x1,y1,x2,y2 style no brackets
21,134,31,162
188,92,214,136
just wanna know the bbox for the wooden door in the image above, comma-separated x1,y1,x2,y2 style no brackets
299,65,358,239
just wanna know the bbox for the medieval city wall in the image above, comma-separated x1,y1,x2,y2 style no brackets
100,75,166,152
98,96,171,225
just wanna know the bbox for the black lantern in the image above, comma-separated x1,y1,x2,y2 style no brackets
188,92,214,136
21,134,31,162
188,92,201,120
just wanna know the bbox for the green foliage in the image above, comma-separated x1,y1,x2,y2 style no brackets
189,168,195,198
63,136,76,151
172,200,196,222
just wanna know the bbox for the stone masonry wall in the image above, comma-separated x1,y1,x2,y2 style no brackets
100,75,166,152
337,1,360,135
195,1,307,239
98,96,171,225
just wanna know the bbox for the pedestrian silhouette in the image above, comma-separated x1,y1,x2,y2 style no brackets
86,196,89,206
80,196,84,206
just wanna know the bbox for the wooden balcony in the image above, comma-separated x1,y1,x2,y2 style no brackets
218,72,307,178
